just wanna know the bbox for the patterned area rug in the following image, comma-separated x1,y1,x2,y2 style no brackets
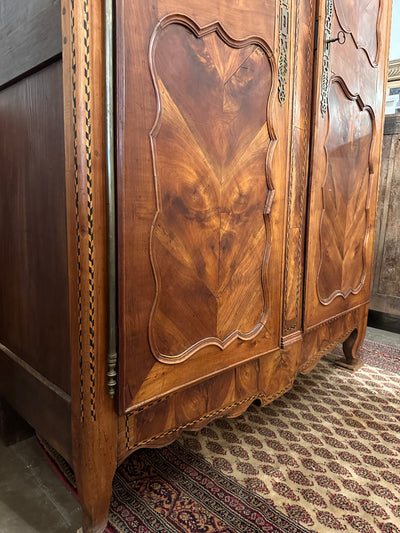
41,338,400,532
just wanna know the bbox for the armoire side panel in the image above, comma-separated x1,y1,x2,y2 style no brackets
0,61,71,394
0,59,72,462
116,0,292,413
0,0,62,88
304,0,391,329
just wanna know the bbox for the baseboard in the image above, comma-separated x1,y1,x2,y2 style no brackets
0,344,72,463
368,309,400,334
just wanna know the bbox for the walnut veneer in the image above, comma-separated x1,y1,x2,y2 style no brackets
0,0,392,531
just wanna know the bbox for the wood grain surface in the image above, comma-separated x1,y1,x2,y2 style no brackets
334,0,381,65
304,0,391,329
318,79,373,303
0,1,393,531
118,303,369,462
149,21,274,361
116,0,291,414
282,0,315,338
371,115,400,316
0,61,70,393
0,0,62,88
61,1,118,531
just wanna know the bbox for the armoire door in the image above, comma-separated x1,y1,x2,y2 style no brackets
304,0,392,329
116,0,297,413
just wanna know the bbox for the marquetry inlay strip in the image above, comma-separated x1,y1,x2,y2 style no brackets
70,0,96,421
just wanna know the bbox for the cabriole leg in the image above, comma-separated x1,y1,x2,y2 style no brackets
335,327,365,372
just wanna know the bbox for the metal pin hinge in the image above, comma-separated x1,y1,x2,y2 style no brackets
314,19,319,51
107,352,118,398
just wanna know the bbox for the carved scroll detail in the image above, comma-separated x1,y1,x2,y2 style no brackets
148,15,276,364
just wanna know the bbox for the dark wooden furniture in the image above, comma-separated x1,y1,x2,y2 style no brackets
370,113,400,322
0,1,392,531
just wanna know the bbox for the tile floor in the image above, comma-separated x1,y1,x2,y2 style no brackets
0,437,81,533
0,327,399,533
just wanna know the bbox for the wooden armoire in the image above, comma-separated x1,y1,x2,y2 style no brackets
0,0,392,531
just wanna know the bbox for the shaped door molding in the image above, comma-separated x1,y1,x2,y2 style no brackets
148,15,276,363
317,77,375,305
333,0,383,67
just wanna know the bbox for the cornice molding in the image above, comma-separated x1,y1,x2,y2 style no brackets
388,58,400,82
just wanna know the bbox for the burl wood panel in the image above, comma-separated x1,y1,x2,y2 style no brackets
116,0,289,413
0,61,70,393
304,0,389,329
318,79,373,303
149,20,274,361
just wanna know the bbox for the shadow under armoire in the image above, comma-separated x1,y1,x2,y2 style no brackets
0,0,393,531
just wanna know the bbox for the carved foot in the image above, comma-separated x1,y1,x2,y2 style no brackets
81,517,109,533
78,479,112,533
335,329,364,372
